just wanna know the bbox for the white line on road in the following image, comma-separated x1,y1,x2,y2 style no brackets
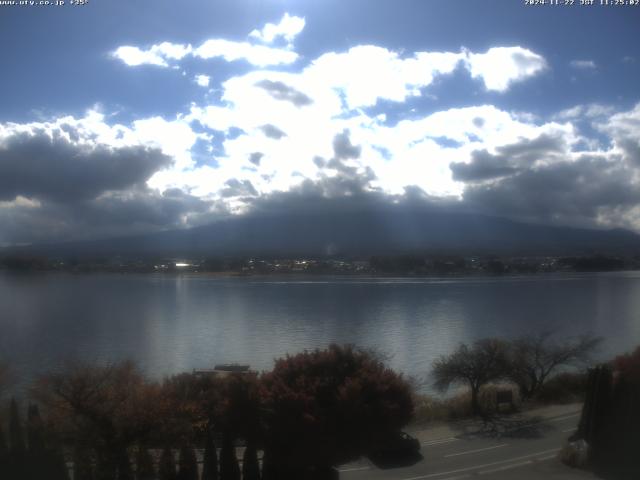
401,448,560,480
444,443,508,458
422,437,458,446
537,454,558,461
338,466,371,473
479,459,533,475
562,428,576,433
548,413,580,423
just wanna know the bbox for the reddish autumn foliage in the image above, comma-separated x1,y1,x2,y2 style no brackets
260,344,414,471
612,345,640,384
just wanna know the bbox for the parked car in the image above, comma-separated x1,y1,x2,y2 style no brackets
372,431,421,456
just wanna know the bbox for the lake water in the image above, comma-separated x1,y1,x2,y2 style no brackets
1,271,639,391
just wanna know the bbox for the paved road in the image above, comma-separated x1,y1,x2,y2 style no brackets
338,405,598,480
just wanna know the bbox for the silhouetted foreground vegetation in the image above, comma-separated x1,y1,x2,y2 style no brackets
569,346,640,479
0,345,413,480
431,333,601,416
1,337,633,479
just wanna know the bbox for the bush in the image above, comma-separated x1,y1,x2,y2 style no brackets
413,384,520,424
534,372,588,404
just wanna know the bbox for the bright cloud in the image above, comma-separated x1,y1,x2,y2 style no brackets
465,46,547,92
193,39,298,66
113,39,298,68
195,74,211,87
112,42,192,67
249,13,306,44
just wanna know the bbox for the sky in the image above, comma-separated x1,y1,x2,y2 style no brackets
1,0,639,246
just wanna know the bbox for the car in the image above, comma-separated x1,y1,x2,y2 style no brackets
371,431,421,456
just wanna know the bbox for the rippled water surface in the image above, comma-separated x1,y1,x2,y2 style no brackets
1,271,639,387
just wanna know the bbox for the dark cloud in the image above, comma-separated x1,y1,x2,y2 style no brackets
451,133,566,182
0,129,171,203
260,124,287,139
254,80,313,107
221,178,258,198
0,186,214,246
313,156,327,168
332,130,361,160
451,150,520,182
249,152,264,165
462,155,640,226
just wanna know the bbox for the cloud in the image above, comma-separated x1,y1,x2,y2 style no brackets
112,42,192,67
464,47,547,92
260,124,287,139
113,39,298,68
193,39,298,66
570,59,597,70
555,103,614,121
0,124,172,203
599,103,640,165
249,152,264,165
461,155,640,228
305,46,464,109
221,178,259,198
332,130,361,160
255,80,313,107
195,74,211,87
450,133,567,182
249,13,305,44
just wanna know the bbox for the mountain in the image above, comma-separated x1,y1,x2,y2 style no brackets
6,207,640,259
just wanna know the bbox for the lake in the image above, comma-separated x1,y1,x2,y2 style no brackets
1,271,639,391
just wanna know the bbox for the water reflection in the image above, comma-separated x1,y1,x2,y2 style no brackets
0,272,638,391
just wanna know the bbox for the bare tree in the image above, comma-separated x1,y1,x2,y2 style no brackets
507,332,601,399
432,338,509,415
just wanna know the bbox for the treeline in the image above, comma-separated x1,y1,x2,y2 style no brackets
0,345,413,480
2,253,639,275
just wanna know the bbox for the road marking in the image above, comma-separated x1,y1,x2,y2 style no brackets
479,459,533,475
548,412,580,423
444,443,508,458
562,427,576,433
337,466,371,472
422,437,458,446
537,454,558,461
401,448,560,480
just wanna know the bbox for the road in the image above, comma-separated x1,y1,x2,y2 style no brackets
338,406,599,480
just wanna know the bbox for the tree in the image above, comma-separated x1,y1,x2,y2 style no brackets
201,430,218,480
7,397,27,479
507,332,601,399
0,361,11,399
73,445,95,480
27,403,48,480
242,442,260,480
432,338,509,415
9,398,25,455
0,420,8,480
135,446,155,480
612,344,640,383
219,433,240,480
177,444,198,480
32,361,162,478
261,344,414,475
158,447,177,480
116,449,133,480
